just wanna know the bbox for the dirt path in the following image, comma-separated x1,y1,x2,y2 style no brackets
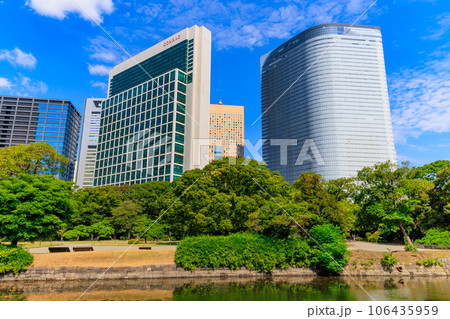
347,241,436,252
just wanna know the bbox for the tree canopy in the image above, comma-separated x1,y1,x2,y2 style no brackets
355,161,434,245
165,158,290,238
0,174,75,246
0,143,68,180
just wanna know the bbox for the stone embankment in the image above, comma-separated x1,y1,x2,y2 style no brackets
1,259,449,281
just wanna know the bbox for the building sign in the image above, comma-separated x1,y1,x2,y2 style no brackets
164,35,181,47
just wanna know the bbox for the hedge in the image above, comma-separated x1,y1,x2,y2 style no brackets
415,229,450,246
175,224,348,273
0,245,34,274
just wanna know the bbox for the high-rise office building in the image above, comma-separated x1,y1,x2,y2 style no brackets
0,95,81,181
209,101,244,161
75,98,104,188
261,23,397,182
94,25,211,186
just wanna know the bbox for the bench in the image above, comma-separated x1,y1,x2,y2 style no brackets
48,247,71,253
138,246,152,250
73,246,94,252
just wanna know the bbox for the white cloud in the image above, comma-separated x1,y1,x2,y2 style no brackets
389,52,450,144
0,48,37,69
87,36,126,64
423,13,450,41
0,77,12,89
91,80,108,91
88,64,111,76
0,74,48,96
129,0,378,50
26,0,114,23
19,75,48,95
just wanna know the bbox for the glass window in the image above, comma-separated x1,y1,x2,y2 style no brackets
177,93,186,104
178,83,186,93
175,143,184,154
178,72,186,83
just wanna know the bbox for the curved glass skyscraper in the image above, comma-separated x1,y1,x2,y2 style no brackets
261,23,397,182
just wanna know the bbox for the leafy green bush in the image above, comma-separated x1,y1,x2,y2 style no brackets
366,230,382,243
381,251,397,268
0,245,34,274
404,244,417,252
417,258,444,267
175,225,348,273
309,224,349,273
415,229,450,246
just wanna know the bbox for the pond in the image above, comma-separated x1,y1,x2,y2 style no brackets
0,276,449,301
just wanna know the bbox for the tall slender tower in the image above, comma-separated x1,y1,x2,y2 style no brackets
261,23,397,182
75,98,104,188
94,25,211,186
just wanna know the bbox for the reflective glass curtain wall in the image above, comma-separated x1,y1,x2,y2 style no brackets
261,24,397,182
0,96,81,181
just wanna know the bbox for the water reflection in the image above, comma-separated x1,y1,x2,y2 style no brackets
0,276,448,301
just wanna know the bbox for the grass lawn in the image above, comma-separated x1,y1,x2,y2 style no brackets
32,250,176,268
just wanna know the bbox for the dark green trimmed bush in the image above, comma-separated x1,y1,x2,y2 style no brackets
415,229,450,246
0,245,34,274
175,225,348,273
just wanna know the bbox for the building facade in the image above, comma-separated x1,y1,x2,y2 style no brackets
0,95,81,181
75,98,104,188
209,102,244,161
94,25,211,186
261,23,397,182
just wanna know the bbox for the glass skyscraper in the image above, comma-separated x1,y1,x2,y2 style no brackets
0,95,81,181
94,25,211,186
75,98,104,188
261,23,397,182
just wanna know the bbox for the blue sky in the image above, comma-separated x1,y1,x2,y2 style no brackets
0,0,449,166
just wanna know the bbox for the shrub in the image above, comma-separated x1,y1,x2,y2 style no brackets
415,229,450,246
417,258,444,267
175,227,348,273
366,230,382,243
0,245,34,274
309,224,348,273
404,244,417,252
381,250,397,268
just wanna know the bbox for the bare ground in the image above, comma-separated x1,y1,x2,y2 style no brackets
31,250,176,268
348,249,450,265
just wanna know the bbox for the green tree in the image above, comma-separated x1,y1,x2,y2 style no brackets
355,161,434,245
423,167,450,231
292,173,357,235
165,158,290,239
132,216,169,242
127,181,173,219
72,185,126,227
111,200,142,240
0,174,75,246
0,143,68,179
90,221,114,240
411,160,450,181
